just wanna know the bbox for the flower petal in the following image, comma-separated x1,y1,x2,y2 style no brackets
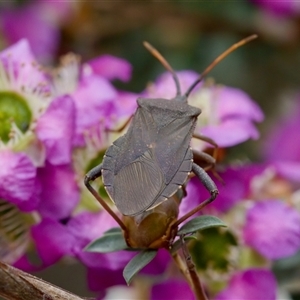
114,91,138,119
13,254,43,272
272,161,300,182
215,269,277,300
0,150,36,208
200,118,260,147
36,163,79,220
72,74,117,146
88,55,132,82
0,39,51,94
216,86,264,122
17,177,41,212
36,95,75,165
144,70,199,99
264,97,300,162
243,200,300,259
0,39,35,63
31,218,76,266
67,211,119,245
151,279,194,300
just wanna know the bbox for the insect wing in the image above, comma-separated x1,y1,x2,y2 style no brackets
113,148,164,215
155,114,196,184
114,107,155,174
109,106,165,215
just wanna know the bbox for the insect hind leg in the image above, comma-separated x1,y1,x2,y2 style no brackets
174,163,218,227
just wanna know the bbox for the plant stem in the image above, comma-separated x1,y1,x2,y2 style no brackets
172,238,208,300
172,252,193,286
185,255,208,300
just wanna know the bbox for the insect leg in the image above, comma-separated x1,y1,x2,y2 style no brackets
192,133,218,162
193,150,224,184
192,150,216,171
106,115,133,133
174,163,218,226
84,164,127,231
85,164,102,181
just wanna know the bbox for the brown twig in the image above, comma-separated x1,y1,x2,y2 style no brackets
172,238,208,300
172,252,193,286
182,245,208,300
0,261,92,300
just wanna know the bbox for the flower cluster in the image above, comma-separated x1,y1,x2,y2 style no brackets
0,37,299,300
0,39,134,284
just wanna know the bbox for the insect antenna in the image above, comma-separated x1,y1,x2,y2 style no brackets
143,41,182,97
184,34,258,98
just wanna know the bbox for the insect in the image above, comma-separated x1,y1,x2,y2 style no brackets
85,35,257,249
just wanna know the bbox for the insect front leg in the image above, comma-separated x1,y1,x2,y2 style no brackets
174,163,218,226
85,164,103,181
192,133,224,182
192,150,216,171
106,115,133,133
193,150,224,184
84,164,127,231
193,133,218,161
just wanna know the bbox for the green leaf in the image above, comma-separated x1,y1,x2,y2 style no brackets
177,215,226,235
123,250,158,285
85,231,128,253
103,227,122,235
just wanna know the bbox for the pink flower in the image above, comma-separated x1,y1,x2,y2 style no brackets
88,55,132,82
264,96,300,181
54,54,134,147
243,200,300,259
215,269,277,300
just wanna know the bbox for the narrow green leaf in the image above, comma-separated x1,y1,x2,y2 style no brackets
85,231,128,253
123,250,158,285
103,227,122,235
177,215,227,235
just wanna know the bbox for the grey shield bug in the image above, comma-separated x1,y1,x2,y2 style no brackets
85,34,257,249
